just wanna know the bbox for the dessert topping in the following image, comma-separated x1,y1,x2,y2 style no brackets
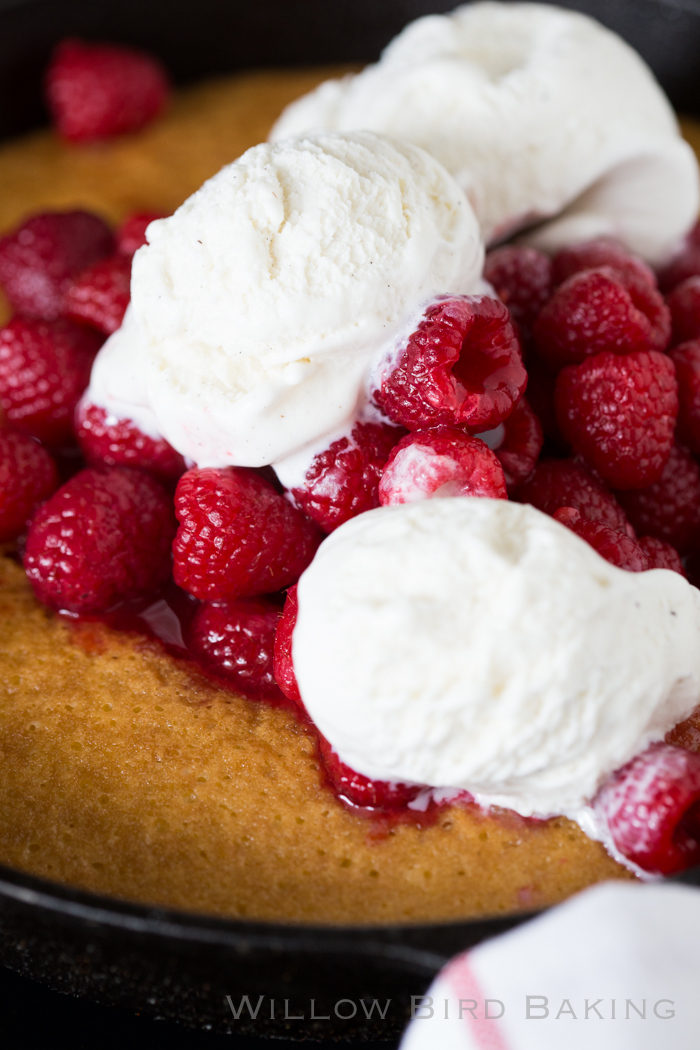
552,507,649,572
374,295,526,432
668,275,700,345
514,457,633,535
45,38,171,143
87,132,483,468
271,3,699,265
551,236,657,289
0,429,58,542
670,339,700,453
615,440,700,555
0,210,114,321
593,742,700,875
289,421,402,533
555,349,678,489
483,245,553,336
533,267,670,369
378,427,506,505
0,317,102,447
291,498,700,818
189,598,284,703
25,466,176,613
75,401,186,483
173,467,322,601
485,397,543,490
63,252,132,335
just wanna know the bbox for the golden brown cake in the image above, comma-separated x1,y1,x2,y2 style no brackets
2,68,700,924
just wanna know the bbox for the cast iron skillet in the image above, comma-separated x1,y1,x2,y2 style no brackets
1,0,700,1040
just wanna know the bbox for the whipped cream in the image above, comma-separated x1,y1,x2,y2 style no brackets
293,499,700,818
85,131,483,468
271,2,699,265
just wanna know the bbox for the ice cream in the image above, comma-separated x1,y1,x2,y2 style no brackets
292,498,700,818
271,2,699,265
84,131,483,469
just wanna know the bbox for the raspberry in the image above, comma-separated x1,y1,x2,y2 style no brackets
483,246,552,334
522,352,566,446
378,427,506,505
553,507,648,571
670,340,700,454
117,212,165,257
24,466,176,613
273,585,303,708
667,275,700,346
637,536,685,575
76,401,185,483
374,295,526,433
173,467,322,601
189,598,284,702
0,429,58,542
658,220,700,293
551,237,657,289
45,39,171,143
479,397,543,489
317,736,422,810
0,316,102,446
615,442,700,554
533,268,670,369
555,350,678,489
514,458,633,535
290,421,402,533
593,742,700,875
0,210,114,321
62,253,131,335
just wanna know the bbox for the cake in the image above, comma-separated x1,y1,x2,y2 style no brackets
1,3,700,925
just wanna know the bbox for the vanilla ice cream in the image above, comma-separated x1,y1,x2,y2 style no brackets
292,499,700,818
84,131,483,468
271,2,699,264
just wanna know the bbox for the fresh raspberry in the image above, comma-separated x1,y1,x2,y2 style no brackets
667,275,700,346
553,507,648,571
62,253,131,335
637,536,685,575
0,210,114,321
593,742,700,875
551,237,657,289
615,442,700,554
522,351,566,447
173,467,323,601
273,584,303,708
483,246,552,334
189,598,284,702
116,212,165,257
670,340,700,454
514,458,633,535
658,220,700,293
478,397,544,489
0,429,58,542
45,38,171,143
290,421,402,533
76,401,185,483
378,427,506,505
24,466,176,613
555,350,678,489
374,295,526,433
533,267,670,369
0,316,102,446
317,735,423,810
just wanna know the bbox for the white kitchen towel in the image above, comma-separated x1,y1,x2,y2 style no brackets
400,880,700,1050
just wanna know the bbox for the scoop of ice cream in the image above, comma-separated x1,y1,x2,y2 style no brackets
293,498,700,817
271,2,699,265
85,131,483,468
